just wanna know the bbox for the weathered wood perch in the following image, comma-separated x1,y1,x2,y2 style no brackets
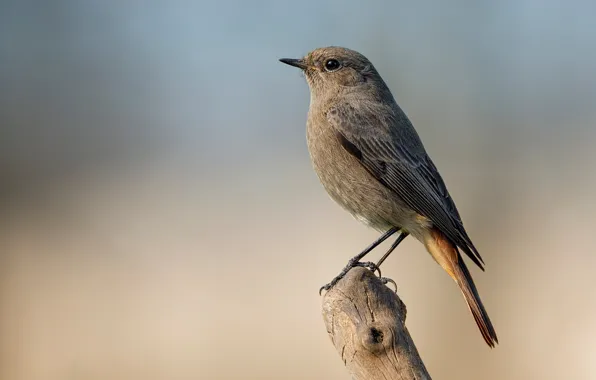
322,267,431,380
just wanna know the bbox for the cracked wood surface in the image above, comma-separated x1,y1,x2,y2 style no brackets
322,267,431,380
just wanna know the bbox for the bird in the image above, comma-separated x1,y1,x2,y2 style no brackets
279,46,498,347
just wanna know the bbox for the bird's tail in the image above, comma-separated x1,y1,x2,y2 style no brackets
423,227,498,347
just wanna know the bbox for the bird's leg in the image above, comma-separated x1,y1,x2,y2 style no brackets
376,231,409,268
319,227,399,294
375,232,409,290
339,230,410,281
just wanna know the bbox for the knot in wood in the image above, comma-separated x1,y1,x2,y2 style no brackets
359,322,391,353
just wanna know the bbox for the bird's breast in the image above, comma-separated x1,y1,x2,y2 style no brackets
305,115,416,232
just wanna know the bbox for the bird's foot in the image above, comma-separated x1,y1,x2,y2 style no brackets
319,259,381,295
355,261,382,276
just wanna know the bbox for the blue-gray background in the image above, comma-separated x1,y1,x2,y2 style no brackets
1,1,595,379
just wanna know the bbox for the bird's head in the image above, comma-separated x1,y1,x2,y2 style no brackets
280,46,383,97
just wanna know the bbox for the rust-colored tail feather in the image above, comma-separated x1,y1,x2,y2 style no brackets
424,228,498,347
453,253,498,347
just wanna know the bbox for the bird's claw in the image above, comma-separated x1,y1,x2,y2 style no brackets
380,277,398,292
319,282,334,295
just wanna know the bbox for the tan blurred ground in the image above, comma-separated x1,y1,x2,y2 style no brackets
2,152,596,379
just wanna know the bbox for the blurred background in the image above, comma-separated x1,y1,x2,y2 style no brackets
1,1,595,379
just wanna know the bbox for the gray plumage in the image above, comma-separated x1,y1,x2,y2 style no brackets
280,46,498,347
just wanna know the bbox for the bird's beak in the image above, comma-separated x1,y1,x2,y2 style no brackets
279,58,307,70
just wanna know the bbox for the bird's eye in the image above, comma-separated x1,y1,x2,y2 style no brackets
324,59,341,72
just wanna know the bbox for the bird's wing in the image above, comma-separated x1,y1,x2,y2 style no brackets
328,102,484,269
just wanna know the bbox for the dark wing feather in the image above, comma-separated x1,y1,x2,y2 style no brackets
328,103,485,269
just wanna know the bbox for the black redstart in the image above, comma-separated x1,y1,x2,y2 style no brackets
280,46,498,347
